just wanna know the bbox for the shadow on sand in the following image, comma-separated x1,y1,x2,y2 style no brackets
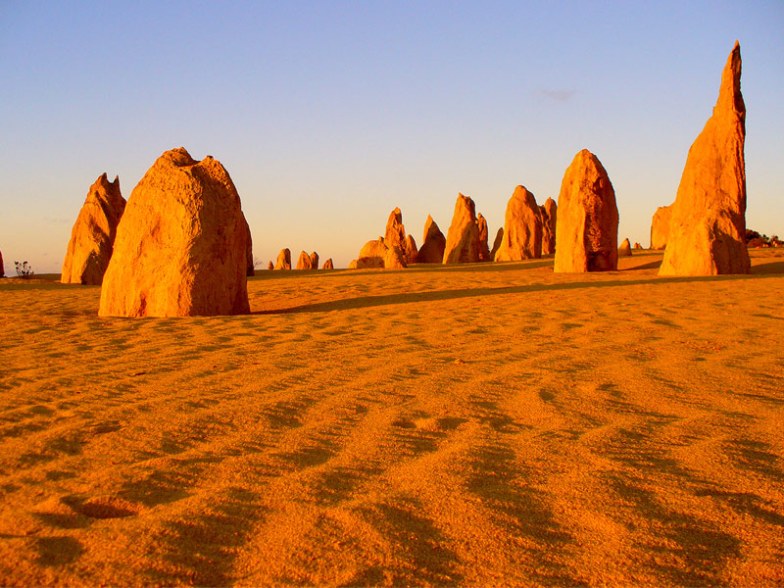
255,272,781,316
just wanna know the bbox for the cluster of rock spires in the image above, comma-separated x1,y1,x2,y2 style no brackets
351,189,560,269
57,43,749,316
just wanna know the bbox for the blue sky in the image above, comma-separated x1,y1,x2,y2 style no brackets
1,1,782,272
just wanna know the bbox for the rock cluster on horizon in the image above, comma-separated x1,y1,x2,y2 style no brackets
61,173,126,285
322,258,334,270
540,197,557,255
274,248,291,270
443,194,480,264
416,215,446,263
494,186,542,262
660,42,750,276
650,204,673,250
554,149,619,273
99,147,250,317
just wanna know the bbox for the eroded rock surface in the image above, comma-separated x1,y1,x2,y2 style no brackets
554,149,619,273
660,42,749,276
61,174,126,285
99,148,249,317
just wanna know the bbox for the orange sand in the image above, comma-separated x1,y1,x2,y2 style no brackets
0,251,782,586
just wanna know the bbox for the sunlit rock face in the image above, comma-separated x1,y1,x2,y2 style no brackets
554,149,619,273
275,248,292,270
650,204,673,250
494,186,542,262
353,238,406,270
618,238,632,257
443,193,480,264
61,173,126,285
99,147,250,317
476,213,491,261
660,41,749,276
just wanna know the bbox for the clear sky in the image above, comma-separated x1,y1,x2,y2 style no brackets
1,1,782,272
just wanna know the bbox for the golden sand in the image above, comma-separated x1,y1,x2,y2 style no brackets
0,251,782,586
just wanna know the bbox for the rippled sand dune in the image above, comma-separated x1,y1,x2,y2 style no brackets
1,251,782,586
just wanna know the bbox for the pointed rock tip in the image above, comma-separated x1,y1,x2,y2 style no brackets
718,40,744,116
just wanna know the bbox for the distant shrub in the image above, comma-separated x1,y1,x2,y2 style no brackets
14,261,34,278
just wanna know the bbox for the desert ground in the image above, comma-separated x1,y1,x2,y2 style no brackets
0,250,782,586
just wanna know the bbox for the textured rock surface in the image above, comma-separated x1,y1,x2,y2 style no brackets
490,228,504,260
384,208,406,254
310,252,319,269
244,217,255,277
650,205,673,250
274,248,291,270
61,174,126,285
403,234,418,263
383,246,406,269
356,238,387,268
660,43,749,276
296,251,314,270
540,197,558,256
443,194,480,264
355,238,407,269
494,186,542,262
416,215,446,263
554,149,619,273
322,258,334,270
476,213,491,261
99,147,250,317
618,238,632,257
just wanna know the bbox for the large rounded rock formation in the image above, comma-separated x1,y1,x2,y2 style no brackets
416,215,446,263
660,42,750,276
554,149,619,273
98,148,250,317
443,194,480,264
61,174,126,285
494,186,542,262
353,238,406,269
